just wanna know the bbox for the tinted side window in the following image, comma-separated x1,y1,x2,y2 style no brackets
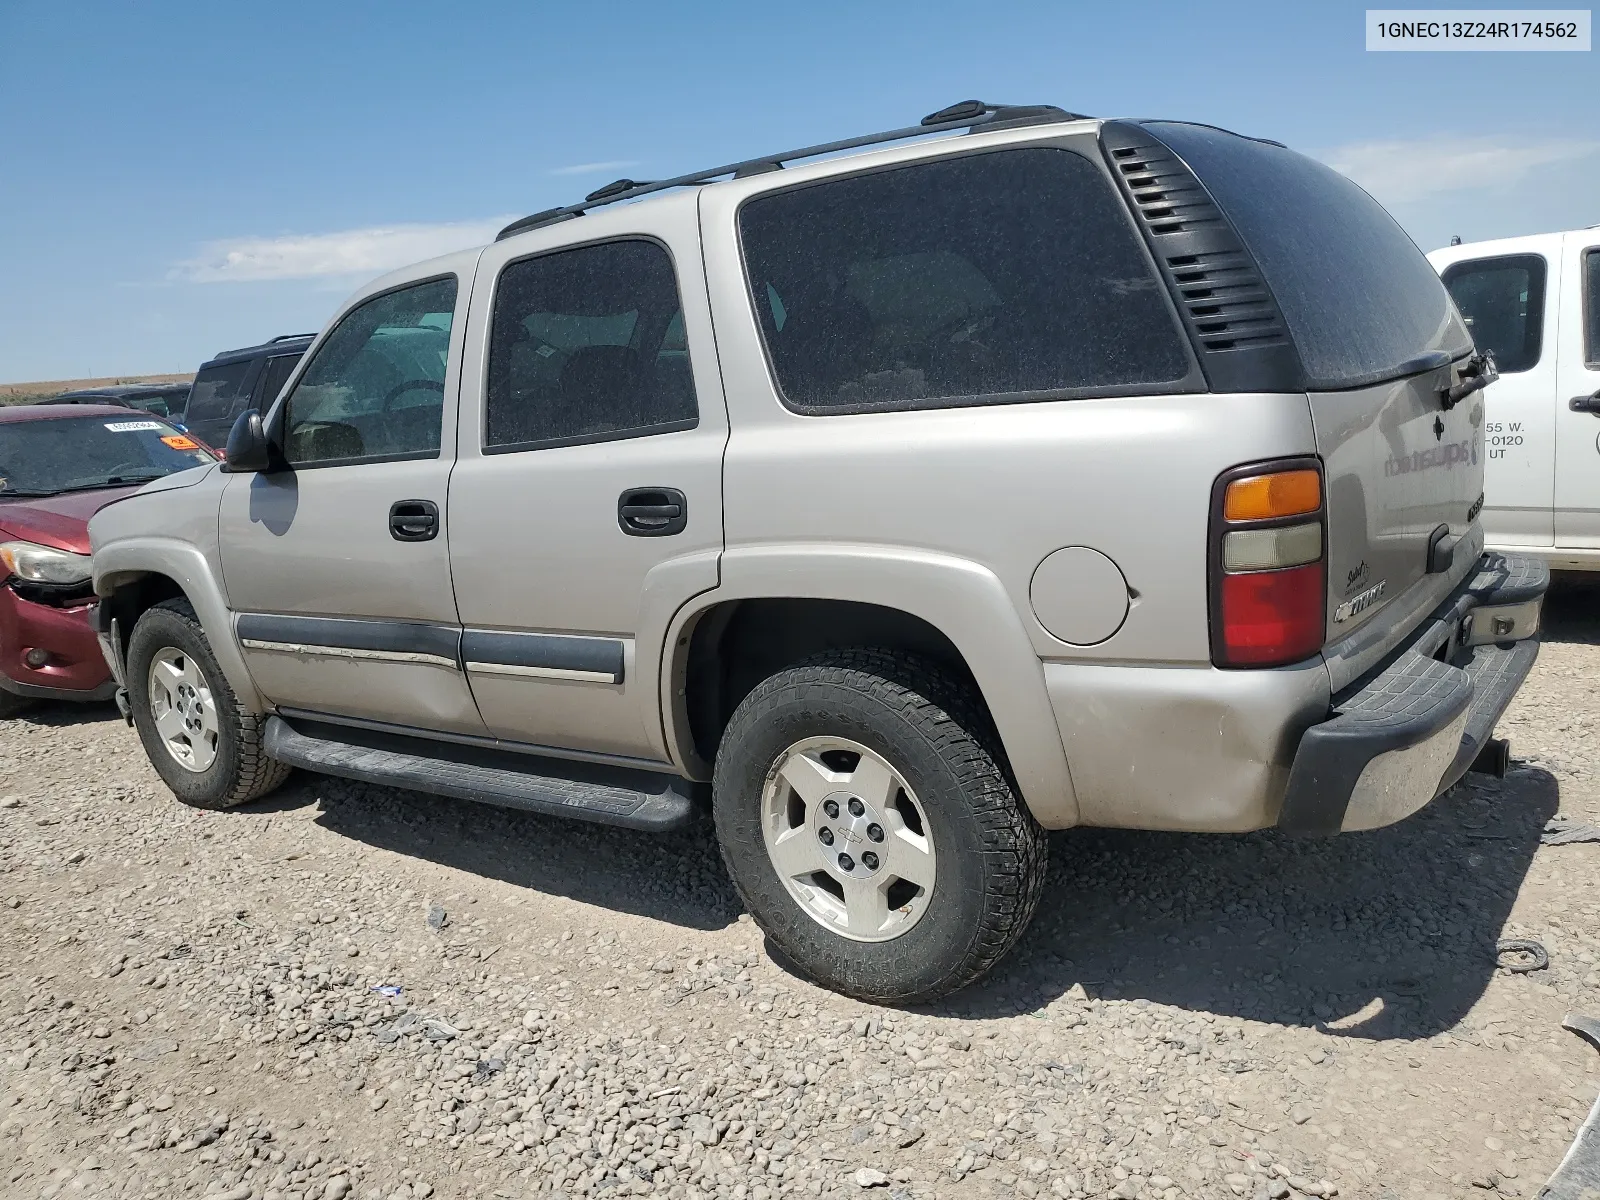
186,362,253,423
485,240,698,451
283,277,457,467
738,147,1191,413
1586,250,1600,368
256,353,303,412
1143,122,1473,390
128,394,173,418
1441,255,1546,374
147,388,190,419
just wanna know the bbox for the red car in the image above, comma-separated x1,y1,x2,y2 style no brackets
0,404,218,717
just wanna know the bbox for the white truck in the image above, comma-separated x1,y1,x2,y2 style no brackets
1430,227,1600,569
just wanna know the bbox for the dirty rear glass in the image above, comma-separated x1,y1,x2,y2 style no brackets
738,147,1193,413
0,415,215,497
1143,122,1472,391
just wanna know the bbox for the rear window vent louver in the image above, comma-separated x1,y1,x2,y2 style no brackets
1101,125,1294,368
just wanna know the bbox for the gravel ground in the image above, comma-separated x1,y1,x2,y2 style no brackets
5,582,1600,1200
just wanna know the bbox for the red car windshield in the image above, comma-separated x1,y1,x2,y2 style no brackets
0,415,216,497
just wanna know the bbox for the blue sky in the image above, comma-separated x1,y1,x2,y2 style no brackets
1,0,1594,382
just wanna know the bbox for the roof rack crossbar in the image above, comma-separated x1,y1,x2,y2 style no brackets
495,101,1085,241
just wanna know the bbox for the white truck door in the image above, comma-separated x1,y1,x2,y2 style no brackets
1553,231,1600,556
1438,240,1562,550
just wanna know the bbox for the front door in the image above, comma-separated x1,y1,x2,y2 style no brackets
448,198,726,762
1554,232,1600,549
1441,244,1561,548
219,266,488,735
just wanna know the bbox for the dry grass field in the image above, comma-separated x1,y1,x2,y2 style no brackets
0,373,194,406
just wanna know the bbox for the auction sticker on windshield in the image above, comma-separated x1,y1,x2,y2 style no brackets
103,421,163,432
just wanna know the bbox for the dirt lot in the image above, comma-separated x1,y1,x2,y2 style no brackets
3,584,1600,1200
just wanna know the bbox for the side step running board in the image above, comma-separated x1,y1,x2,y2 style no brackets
262,715,697,833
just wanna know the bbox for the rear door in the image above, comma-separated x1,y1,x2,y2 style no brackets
1439,244,1561,548
447,194,727,763
1309,369,1483,640
1553,232,1600,550
1141,122,1484,647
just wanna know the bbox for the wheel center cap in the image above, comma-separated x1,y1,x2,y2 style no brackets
815,790,887,878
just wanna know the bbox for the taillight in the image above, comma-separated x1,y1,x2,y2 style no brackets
1210,460,1326,668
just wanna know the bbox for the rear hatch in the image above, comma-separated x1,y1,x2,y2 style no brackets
1307,368,1483,641
1135,122,1483,646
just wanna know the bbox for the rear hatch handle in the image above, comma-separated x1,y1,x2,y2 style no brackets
1426,524,1456,575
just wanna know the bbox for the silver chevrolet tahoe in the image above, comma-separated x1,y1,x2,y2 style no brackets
88,101,1548,1004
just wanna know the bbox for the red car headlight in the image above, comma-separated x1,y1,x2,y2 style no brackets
0,541,93,586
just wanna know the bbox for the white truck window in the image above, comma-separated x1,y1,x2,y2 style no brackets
1585,250,1600,368
1441,254,1547,374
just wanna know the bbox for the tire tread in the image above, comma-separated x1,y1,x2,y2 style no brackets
132,599,290,809
715,647,1047,1004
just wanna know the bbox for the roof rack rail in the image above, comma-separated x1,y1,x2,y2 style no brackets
269,333,316,343
496,100,1087,242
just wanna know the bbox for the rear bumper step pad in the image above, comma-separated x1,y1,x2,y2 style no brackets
262,716,697,833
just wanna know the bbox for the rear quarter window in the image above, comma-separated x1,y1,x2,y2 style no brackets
738,146,1195,413
1142,122,1472,390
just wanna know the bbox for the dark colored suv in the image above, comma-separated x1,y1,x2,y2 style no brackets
44,383,193,422
184,334,314,451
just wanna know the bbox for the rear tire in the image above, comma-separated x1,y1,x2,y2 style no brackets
127,599,289,809
712,649,1046,1004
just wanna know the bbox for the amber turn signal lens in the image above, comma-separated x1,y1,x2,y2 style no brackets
1224,469,1321,522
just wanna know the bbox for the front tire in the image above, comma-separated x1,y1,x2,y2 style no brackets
712,649,1046,1004
127,599,289,809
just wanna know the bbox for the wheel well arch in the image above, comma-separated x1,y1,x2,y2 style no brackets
677,597,985,768
98,570,188,658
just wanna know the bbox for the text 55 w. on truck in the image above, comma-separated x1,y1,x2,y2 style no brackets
1430,226,1600,570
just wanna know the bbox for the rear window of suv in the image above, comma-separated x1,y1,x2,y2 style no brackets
738,147,1195,413
186,360,254,424
1142,122,1472,391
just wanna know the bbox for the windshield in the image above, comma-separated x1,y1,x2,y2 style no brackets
0,415,216,497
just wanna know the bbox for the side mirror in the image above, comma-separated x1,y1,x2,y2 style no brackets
222,409,277,473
